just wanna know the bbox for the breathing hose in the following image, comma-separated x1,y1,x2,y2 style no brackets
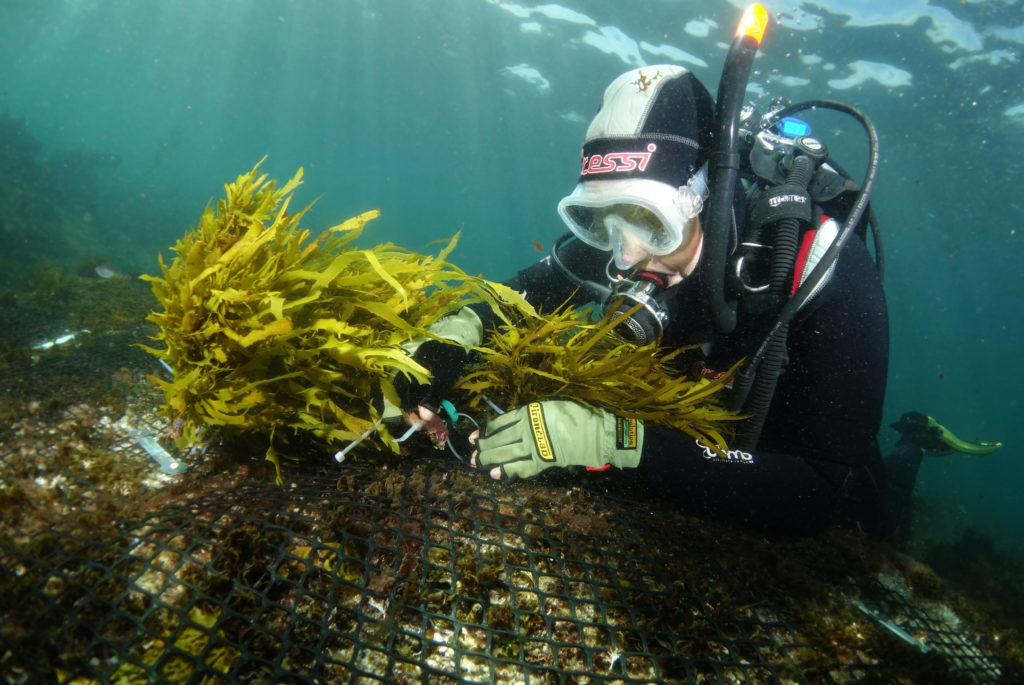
819,155,884,281
754,100,880,350
769,154,814,293
730,154,816,444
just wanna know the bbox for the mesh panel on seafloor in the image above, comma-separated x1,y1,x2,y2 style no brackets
0,453,1011,683
0,316,1015,685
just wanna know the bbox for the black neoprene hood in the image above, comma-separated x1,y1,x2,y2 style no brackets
576,66,715,188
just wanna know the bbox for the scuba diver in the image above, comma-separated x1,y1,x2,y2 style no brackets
392,10,1000,539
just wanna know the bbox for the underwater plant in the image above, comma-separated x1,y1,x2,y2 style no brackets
457,305,742,449
143,163,738,478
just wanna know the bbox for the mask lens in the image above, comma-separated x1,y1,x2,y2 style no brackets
564,203,673,253
563,205,611,247
612,204,673,251
606,214,649,269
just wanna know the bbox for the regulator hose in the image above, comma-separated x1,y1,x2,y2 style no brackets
769,154,814,295
819,156,884,281
732,100,880,448
746,100,879,375
730,154,816,443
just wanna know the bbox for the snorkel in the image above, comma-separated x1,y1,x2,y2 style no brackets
699,3,769,334
702,4,881,337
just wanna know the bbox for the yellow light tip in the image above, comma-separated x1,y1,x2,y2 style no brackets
736,3,769,45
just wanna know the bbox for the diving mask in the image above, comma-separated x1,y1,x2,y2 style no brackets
557,167,708,270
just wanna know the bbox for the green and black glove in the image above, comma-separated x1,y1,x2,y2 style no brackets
475,400,644,480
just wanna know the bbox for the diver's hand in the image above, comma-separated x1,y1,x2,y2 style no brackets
470,400,643,481
394,340,470,414
393,307,483,416
402,405,451,449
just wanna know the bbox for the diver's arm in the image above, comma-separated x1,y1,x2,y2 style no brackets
637,429,881,534
403,235,609,418
508,233,612,311
637,238,890,535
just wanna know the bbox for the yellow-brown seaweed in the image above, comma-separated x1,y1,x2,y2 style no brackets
142,163,739,478
459,303,742,449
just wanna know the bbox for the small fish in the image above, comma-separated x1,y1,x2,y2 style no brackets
531,239,544,253
94,264,117,278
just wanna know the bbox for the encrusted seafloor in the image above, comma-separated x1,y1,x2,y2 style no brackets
1,275,1021,684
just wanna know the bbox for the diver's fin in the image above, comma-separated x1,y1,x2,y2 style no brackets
891,411,1002,456
925,415,1002,456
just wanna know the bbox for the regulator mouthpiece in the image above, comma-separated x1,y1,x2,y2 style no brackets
605,272,670,346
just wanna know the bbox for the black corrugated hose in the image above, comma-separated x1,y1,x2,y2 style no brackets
731,154,815,448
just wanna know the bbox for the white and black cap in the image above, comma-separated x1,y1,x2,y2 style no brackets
576,65,714,187
557,65,716,264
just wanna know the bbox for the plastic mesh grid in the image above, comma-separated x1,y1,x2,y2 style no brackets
1,448,1015,685
0,303,1017,684
857,578,1005,684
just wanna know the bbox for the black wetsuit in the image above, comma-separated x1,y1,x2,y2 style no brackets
498,230,891,536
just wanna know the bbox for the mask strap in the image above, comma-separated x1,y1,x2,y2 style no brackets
604,255,622,283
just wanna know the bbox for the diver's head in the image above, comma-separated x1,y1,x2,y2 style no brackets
557,65,715,274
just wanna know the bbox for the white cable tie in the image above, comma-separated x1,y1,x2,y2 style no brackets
853,600,932,653
334,417,384,463
132,429,186,475
392,419,424,443
446,439,465,463
445,412,481,464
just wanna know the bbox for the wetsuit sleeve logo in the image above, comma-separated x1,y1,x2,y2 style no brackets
696,438,754,463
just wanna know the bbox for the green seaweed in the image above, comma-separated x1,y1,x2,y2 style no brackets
142,163,739,478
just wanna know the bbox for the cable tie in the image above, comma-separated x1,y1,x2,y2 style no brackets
479,394,506,415
393,419,424,443
334,417,384,463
